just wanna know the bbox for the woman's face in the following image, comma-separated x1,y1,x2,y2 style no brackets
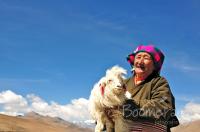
134,52,155,77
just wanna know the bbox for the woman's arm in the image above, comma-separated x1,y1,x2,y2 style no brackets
138,77,175,119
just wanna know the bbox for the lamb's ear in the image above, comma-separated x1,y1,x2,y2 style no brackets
105,68,112,77
113,67,127,79
119,69,127,79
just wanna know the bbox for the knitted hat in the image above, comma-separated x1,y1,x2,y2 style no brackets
127,45,165,73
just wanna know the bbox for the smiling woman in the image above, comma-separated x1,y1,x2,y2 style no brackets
123,45,179,132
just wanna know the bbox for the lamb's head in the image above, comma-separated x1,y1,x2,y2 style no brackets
102,65,127,106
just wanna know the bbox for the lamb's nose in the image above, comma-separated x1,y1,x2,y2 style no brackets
116,85,121,88
122,84,126,90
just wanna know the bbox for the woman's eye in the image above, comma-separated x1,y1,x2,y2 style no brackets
135,56,141,59
144,57,151,60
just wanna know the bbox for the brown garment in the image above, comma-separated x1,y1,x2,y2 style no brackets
123,73,179,130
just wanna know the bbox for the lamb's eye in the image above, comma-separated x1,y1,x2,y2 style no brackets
108,80,112,83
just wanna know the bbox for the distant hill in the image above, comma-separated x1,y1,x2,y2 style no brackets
0,112,93,132
171,120,200,132
2,112,199,132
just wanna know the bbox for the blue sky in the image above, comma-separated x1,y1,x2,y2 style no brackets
1,0,200,122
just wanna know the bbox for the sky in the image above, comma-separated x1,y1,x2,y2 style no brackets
1,0,200,124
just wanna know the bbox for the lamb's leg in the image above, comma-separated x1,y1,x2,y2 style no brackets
105,119,114,132
113,110,128,132
115,117,128,132
95,120,104,132
95,111,114,132
95,111,107,132
104,110,114,132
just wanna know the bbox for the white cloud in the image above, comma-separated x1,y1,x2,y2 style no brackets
0,90,24,104
2,90,200,125
0,90,29,115
27,95,91,122
0,90,91,122
179,102,200,123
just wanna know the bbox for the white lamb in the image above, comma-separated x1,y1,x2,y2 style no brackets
89,65,130,132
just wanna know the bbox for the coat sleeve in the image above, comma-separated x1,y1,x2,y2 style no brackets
136,77,175,120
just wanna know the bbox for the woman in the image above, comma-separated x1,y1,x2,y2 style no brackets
123,45,179,132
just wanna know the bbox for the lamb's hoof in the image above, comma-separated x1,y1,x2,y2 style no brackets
95,121,106,131
102,125,106,131
103,126,115,132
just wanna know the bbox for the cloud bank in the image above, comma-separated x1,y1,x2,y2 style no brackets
0,90,91,122
179,102,200,123
1,90,200,124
